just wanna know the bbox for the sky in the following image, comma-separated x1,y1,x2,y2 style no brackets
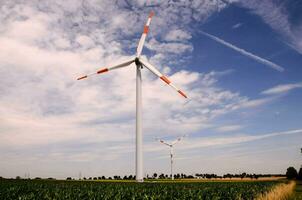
0,0,302,179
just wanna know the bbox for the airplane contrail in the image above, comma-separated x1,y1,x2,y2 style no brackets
199,30,284,72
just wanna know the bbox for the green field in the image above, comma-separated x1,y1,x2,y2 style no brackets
0,179,281,200
291,181,302,200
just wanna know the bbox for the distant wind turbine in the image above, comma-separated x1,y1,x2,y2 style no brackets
77,11,187,182
199,30,285,72
157,135,186,180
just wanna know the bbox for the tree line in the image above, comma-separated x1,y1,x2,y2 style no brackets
286,166,302,180
2,166,300,180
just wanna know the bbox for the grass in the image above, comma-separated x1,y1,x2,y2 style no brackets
290,181,302,200
257,181,295,200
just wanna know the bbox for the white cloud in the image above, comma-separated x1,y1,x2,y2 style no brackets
53,38,71,49
238,97,274,109
216,125,243,132
146,38,193,55
76,35,95,49
0,0,296,178
262,82,302,95
0,1,246,150
164,29,192,42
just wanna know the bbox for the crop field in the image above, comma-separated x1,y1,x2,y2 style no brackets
0,179,282,200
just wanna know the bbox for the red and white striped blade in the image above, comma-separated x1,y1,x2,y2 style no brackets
136,11,154,57
139,58,188,98
77,59,135,80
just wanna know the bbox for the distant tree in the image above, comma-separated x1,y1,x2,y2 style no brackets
165,174,168,179
88,177,92,180
108,177,112,180
66,177,72,180
205,174,212,179
241,173,247,179
34,177,41,180
16,176,21,180
223,173,232,179
254,174,259,179
0,176,3,179
93,177,97,180
153,173,157,179
83,177,87,180
159,173,165,179
286,167,298,179
102,176,106,180
298,168,302,180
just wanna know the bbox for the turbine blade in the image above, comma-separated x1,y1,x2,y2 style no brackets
139,58,188,98
136,11,154,57
76,59,135,80
157,138,171,147
171,134,187,145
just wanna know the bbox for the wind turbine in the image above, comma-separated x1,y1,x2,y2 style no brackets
157,135,186,180
77,11,187,182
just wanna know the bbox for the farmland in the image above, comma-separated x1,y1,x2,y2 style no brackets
0,179,283,200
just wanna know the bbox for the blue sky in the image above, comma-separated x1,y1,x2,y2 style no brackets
0,0,301,179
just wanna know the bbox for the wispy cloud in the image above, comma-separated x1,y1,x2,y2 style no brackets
239,0,302,55
146,129,302,153
216,125,243,132
262,82,302,95
199,30,285,72
232,23,243,29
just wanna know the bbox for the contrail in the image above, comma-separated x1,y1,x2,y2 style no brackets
199,30,284,72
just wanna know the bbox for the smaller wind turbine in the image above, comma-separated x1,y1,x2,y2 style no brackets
300,148,302,168
157,135,186,180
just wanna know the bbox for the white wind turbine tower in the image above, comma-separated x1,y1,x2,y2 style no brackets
77,11,187,182
157,135,186,180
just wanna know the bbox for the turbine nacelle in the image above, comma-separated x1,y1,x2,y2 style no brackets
134,57,143,68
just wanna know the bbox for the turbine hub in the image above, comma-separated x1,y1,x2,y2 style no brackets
135,57,140,65
135,57,143,69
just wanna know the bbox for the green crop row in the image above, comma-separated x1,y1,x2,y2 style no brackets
0,179,279,200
